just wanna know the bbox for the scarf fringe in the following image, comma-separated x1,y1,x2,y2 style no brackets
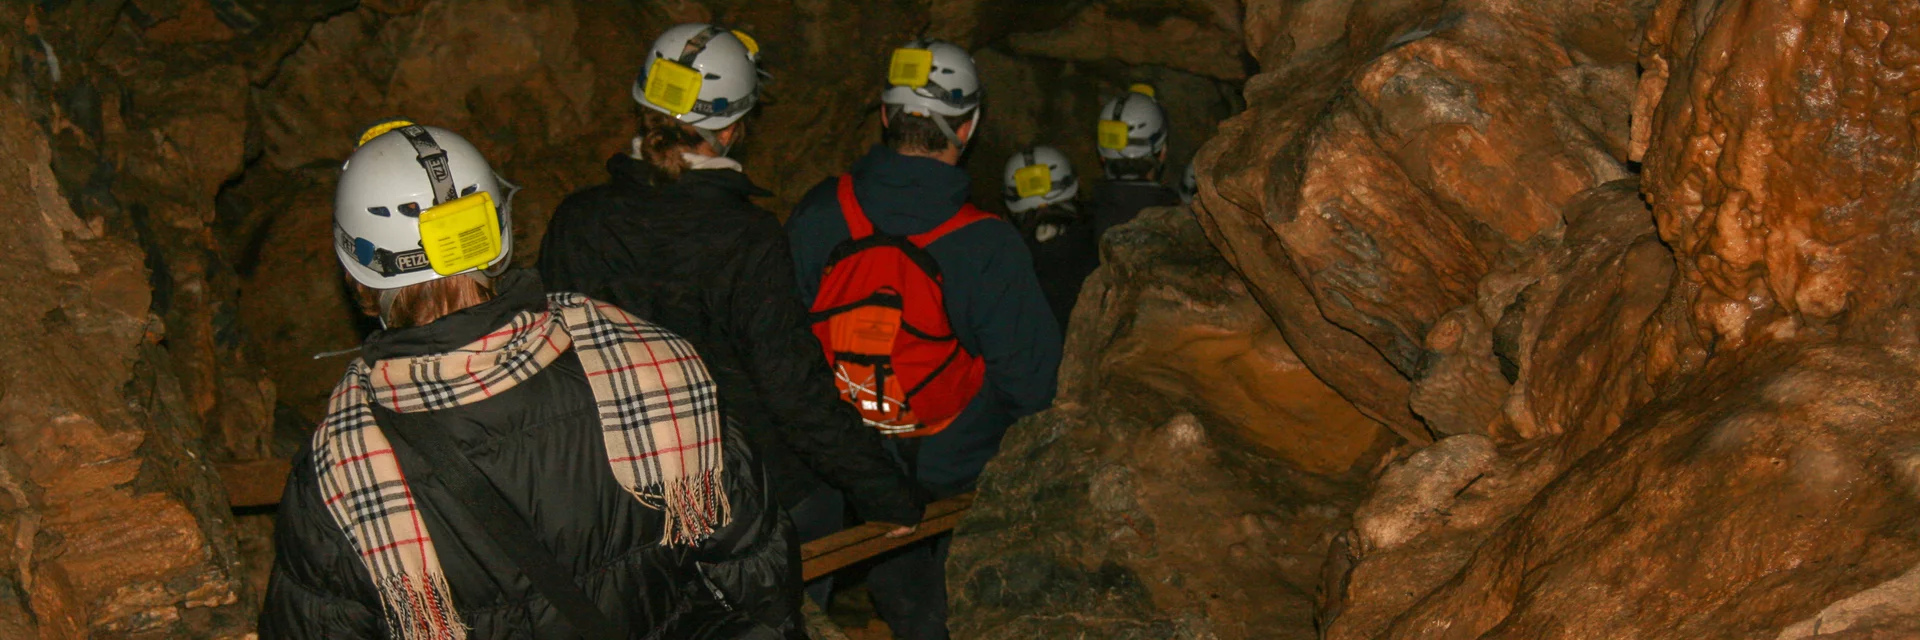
378,571,468,640
628,469,733,546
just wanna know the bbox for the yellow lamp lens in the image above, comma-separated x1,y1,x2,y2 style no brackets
418,191,502,276
1015,165,1053,199
1127,83,1156,99
645,58,705,115
889,48,934,88
1098,120,1131,150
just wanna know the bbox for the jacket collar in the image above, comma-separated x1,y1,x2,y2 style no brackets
848,144,971,224
606,153,772,200
361,269,548,362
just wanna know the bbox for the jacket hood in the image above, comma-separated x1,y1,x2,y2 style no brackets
848,144,972,231
362,269,548,362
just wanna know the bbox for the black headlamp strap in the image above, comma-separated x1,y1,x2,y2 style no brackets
678,25,725,65
396,125,458,206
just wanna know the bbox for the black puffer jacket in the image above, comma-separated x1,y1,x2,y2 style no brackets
1015,205,1100,334
1089,179,1183,238
539,155,921,526
259,271,801,639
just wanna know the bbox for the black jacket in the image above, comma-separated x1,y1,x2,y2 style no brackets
538,155,921,526
259,271,801,639
787,145,1062,497
1015,205,1100,334
1089,179,1182,238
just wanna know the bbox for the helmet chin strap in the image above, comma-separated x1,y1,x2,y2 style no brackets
695,127,732,158
928,108,981,153
376,272,494,329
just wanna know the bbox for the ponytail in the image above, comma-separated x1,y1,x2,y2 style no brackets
636,110,705,181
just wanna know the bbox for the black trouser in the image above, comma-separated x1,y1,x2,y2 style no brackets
865,438,954,640
787,484,846,607
866,531,951,640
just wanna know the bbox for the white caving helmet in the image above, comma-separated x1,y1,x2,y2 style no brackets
334,120,515,292
1097,84,1169,162
1179,163,1199,204
634,24,762,153
882,39,983,150
1003,146,1079,214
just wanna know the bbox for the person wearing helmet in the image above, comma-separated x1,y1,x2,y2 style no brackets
786,39,1062,640
1004,145,1097,333
1090,84,1183,236
1179,162,1200,204
260,121,803,639
538,24,925,609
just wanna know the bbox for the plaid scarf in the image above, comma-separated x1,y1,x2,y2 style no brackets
310,292,728,640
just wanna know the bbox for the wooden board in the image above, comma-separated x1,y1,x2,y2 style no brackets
798,493,975,581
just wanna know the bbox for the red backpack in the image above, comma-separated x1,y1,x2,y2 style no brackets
809,174,989,437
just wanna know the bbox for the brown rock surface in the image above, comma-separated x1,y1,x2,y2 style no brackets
1636,0,1920,351
0,44,248,637
949,207,1386,639
1084,0,1920,635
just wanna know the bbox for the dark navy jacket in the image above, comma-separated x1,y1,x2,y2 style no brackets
786,145,1062,496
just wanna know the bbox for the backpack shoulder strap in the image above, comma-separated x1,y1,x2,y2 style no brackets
909,204,995,248
381,415,626,639
836,174,876,240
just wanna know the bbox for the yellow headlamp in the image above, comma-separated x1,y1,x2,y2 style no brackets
889,48,934,88
732,30,759,57
1098,120,1132,151
644,57,705,116
1127,83,1157,99
1014,164,1054,199
418,191,503,276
